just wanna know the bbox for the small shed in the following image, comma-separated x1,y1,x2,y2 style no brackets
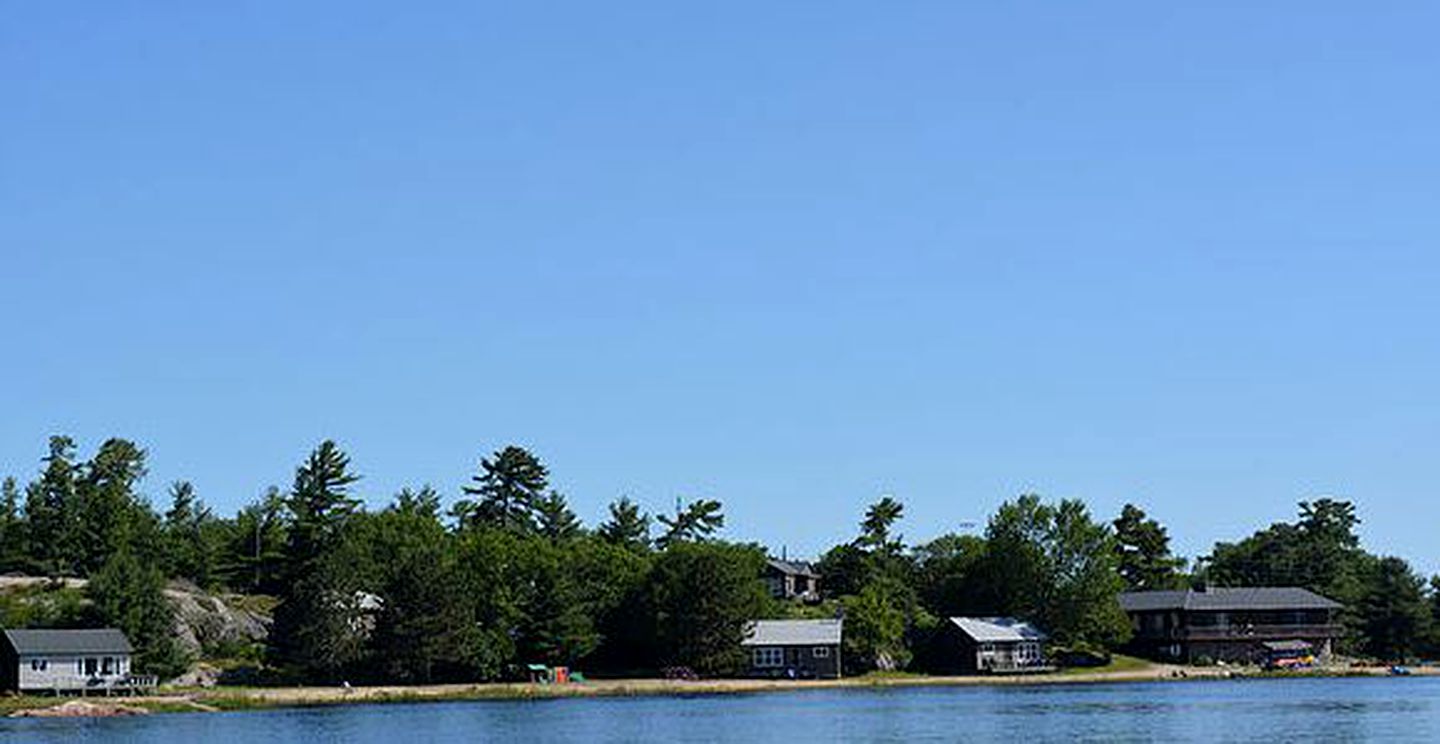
741,619,842,679
941,617,1049,674
1,628,139,694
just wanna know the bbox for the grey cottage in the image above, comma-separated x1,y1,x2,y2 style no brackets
1,628,142,694
741,618,842,679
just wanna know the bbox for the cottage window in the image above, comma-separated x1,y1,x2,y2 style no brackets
103,657,114,675
753,647,785,668
813,646,830,658
85,658,98,676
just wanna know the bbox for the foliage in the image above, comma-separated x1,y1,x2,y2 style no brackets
655,498,724,549
1112,504,1185,591
86,549,190,678
268,441,366,680
598,496,651,553
842,583,910,673
648,541,768,675
455,446,549,533
982,495,1130,648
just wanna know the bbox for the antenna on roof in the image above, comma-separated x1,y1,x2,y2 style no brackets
782,545,787,561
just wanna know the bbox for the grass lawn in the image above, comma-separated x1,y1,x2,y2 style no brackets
1057,654,1154,675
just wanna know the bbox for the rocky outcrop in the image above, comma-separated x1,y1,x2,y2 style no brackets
9,700,150,718
165,587,271,660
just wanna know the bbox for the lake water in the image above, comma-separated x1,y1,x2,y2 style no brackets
3,677,1438,743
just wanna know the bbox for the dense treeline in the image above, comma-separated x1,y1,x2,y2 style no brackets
1,435,1437,683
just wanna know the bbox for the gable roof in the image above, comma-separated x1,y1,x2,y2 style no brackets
742,619,842,646
766,559,819,578
1118,587,1342,613
3,628,133,656
949,617,1047,643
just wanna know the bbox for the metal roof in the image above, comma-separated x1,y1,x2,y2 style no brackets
1118,587,1342,613
3,628,134,655
742,619,842,647
766,559,819,578
949,617,1047,643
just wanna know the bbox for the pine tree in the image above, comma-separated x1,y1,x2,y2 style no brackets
164,481,217,587
1112,504,1186,591
0,477,24,572
269,441,365,680
457,446,549,533
656,498,723,549
86,548,189,679
598,496,651,552
535,491,582,542
24,436,80,575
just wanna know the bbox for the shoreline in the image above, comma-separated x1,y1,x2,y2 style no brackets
6,663,1432,718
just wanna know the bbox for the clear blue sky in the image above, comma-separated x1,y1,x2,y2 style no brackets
3,3,1437,572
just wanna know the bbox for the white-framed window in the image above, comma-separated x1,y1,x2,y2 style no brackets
29,659,47,672
753,647,784,668
813,646,830,658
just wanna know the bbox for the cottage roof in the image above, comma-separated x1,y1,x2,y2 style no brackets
742,619,842,647
766,559,819,578
3,628,133,656
1118,587,1342,613
949,617,1047,643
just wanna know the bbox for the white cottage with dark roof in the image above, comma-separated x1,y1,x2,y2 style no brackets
741,618,842,679
0,628,140,693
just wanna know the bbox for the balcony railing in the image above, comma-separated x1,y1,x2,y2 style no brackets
1178,624,1345,641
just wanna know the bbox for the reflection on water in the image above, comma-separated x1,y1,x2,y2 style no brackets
2,676,1437,743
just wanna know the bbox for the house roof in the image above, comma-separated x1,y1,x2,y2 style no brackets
766,559,819,578
1118,587,1342,613
3,628,133,656
949,617,1047,643
742,619,842,646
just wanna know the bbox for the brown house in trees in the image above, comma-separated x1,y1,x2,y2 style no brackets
763,559,821,603
1119,586,1344,664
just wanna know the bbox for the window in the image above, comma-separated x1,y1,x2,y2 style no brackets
102,657,114,675
85,658,98,676
813,646,830,658
30,659,47,671
753,647,784,668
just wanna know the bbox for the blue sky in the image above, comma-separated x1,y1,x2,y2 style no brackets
3,3,1437,571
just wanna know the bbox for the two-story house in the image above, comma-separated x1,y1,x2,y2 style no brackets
1119,586,1343,664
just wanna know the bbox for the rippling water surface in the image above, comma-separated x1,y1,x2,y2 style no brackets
4,677,1438,743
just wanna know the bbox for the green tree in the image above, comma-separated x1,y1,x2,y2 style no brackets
0,477,24,573
24,436,81,575
86,548,189,679
981,495,1130,649
368,490,474,682
649,541,768,675
842,582,909,672
1358,556,1431,662
1112,504,1185,591
858,496,905,555
655,498,723,549
220,487,288,595
74,438,154,574
163,481,218,587
913,533,996,619
598,496,651,553
456,446,549,533
269,441,366,680
535,490,582,542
